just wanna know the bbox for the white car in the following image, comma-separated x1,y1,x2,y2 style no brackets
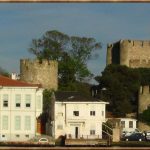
38,138,49,144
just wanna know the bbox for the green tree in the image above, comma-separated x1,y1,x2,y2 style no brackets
136,68,150,85
95,65,141,117
43,89,53,113
41,89,53,125
139,107,150,125
0,66,9,77
29,30,101,90
29,30,70,62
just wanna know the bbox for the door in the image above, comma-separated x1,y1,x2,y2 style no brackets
75,127,78,139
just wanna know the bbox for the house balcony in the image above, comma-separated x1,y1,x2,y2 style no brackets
66,134,101,139
66,118,86,124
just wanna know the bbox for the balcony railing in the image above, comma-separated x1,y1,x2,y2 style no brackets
66,134,102,139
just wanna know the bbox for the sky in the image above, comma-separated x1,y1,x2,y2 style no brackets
0,3,150,83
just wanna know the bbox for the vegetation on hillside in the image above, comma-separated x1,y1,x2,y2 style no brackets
95,64,150,117
139,107,150,125
40,89,53,124
28,29,150,119
29,30,101,93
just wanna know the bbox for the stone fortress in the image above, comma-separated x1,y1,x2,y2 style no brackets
107,39,150,68
106,39,150,128
20,59,58,90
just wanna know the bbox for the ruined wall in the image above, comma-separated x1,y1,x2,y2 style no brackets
20,59,58,90
138,122,150,131
107,41,120,65
138,86,150,114
107,40,150,68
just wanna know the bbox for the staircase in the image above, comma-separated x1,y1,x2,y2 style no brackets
102,122,113,145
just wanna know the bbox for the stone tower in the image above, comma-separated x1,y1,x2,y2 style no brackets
107,39,150,68
20,59,58,90
107,39,150,115
138,86,150,113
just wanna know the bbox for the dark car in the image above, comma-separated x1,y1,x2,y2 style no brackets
122,133,145,141
143,131,150,141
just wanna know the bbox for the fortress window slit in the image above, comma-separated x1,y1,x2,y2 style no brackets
142,87,143,94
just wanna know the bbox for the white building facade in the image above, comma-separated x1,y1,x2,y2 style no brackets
54,93,108,140
0,75,43,141
120,118,137,132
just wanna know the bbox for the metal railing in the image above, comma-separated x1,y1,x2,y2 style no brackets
66,134,102,139
102,122,113,145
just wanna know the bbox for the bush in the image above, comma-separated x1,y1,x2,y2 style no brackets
139,107,150,125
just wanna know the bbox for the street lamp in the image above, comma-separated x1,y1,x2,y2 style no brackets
101,87,107,100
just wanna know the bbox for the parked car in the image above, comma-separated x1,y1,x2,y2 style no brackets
122,129,141,137
122,133,146,141
29,135,55,145
38,138,49,144
144,131,150,141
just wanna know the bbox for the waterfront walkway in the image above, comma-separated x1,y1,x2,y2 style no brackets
0,147,150,150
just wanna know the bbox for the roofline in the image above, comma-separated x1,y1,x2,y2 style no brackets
107,117,137,120
55,101,109,104
0,75,42,88
0,86,43,89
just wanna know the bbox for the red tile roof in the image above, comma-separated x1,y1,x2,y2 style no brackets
0,75,42,88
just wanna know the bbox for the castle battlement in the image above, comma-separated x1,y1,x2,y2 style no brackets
108,40,150,49
120,40,150,47
107,39,150,68
20,59,58,67
139,85,150,113
139,85,150,95
20,59,58,90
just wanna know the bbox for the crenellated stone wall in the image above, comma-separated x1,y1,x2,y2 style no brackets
107,39,150,68
20,59,58,90
138,85,150,114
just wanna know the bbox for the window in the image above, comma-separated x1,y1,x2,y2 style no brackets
121,121,125,128
25,116,31,130
15,94,21,107
2,135,5,138
2,116,8,130
36,96,41,109
73,111,79,116
129,121,133,128
3,101,8,107
16,135,20,138
25,95,31,108
90,111,95,116
25,135,29,138
90,130,95,135
57,125,63,130
3,94,8,107
15,116,21,130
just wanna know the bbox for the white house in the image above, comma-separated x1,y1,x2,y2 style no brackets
120,118,137,133
0,75,43,141
11,73,20,80
107,117,137,133
54,91,108,140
